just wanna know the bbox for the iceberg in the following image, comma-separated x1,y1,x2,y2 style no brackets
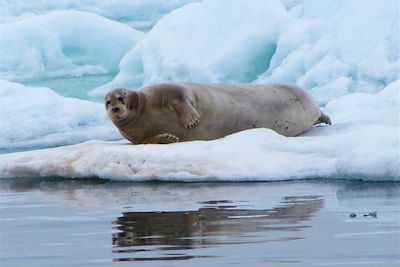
90,0,399,104
1,81,398,181
90,0,290,96
0,10,143,81
260,0,400,104
0,80,120,152
0,0,198,30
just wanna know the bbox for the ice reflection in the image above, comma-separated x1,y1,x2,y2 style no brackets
112,196,323,262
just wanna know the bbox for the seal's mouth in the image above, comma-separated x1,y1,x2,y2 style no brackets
113,115,131,125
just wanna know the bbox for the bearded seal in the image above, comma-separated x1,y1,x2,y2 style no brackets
104,82,331,144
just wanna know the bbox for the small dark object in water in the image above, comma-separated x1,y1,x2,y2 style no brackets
349,212,357,218
363,211,378,218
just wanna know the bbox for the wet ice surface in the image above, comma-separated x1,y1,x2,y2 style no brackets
1,180,399,267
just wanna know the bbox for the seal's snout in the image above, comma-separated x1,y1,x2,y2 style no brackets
111,107,120,113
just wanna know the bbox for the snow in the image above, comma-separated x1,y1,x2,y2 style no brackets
0,80,120,152
0,10,143,81
1,80,399,181
0,0,398,182
90,0,399,105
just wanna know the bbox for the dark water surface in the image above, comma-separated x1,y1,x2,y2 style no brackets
0,179,399,267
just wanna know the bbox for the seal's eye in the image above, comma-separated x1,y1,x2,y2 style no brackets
117,96,124,102
106,100,111,106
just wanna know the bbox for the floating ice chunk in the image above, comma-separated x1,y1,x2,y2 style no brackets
90,0,290,97
2,81,399,181
259,0,399,103
0,0,198,29
91,0,399,101
0,80,120,152
0,10,143,81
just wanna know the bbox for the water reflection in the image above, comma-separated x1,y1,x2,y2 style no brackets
2,179,398,265
112,196,323,262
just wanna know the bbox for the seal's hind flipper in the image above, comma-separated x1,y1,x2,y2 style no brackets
171,100,200,129
315,112,332,125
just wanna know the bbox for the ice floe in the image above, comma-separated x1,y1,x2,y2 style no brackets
0,80,120,152
0,0,198,30
1,81,398,181
91,0,399,104
0,0,398,182
0,10,143,81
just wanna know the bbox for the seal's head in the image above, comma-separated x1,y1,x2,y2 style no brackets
105,88,140,126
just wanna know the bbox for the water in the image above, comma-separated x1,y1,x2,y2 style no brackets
0,179,399,267
23,73,116,100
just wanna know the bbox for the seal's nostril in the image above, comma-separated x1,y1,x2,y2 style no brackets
112,107,120,112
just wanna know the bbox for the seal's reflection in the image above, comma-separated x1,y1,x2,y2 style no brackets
112,196,323,262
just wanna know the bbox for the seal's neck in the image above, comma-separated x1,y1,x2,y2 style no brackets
124,91,146,127
116,91,147,129
137,91,146,118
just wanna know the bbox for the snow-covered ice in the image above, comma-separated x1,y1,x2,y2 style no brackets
0,10,143,81
0,80,120,152
0,0,398,182
1,80,398,181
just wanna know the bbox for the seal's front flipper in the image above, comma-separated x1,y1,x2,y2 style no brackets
171,100,200,129
145,133,180,144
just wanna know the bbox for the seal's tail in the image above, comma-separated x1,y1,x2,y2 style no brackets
315,112,332,125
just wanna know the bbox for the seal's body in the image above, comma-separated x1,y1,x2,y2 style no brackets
105,83,331,144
